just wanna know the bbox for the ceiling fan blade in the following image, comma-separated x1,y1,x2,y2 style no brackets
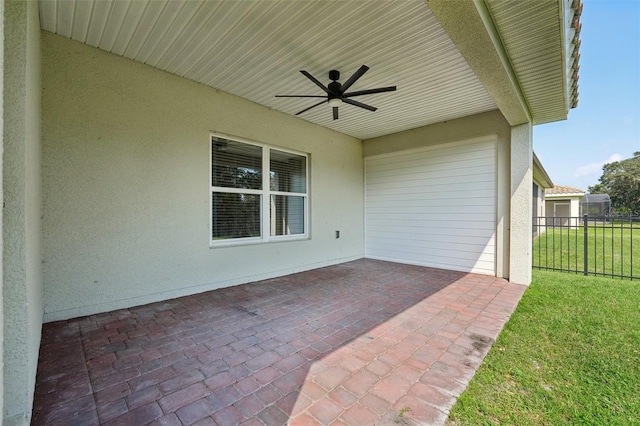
340,65,369,92
300,71,330,94
344,86,397,97
333,107,339,120
343,98,377,112
275,95,327,98
295,100,326,115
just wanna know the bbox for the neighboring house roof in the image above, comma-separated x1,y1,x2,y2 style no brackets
545,185,586,198
37,0,582,140
533,152,554,189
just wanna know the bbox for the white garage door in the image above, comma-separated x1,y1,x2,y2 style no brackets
365,138,496,275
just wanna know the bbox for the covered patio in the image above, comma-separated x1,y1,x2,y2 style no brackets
33,260,525,425
2,1,581,423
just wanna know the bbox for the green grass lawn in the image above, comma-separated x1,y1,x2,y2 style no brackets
533,225,640,278
448,270,640,425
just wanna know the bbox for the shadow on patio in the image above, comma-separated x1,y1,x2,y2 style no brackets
32,259,525,425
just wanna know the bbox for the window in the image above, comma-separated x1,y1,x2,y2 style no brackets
210,135,308,246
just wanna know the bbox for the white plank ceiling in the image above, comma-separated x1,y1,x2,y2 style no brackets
39,0,498,140
487,0,569,124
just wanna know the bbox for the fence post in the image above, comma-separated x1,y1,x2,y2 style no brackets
583,214,588,276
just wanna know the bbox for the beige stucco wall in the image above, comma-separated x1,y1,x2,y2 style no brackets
570,198,581,217
545,196,582,227
548,196,582,217
363,110,512,279
0,0,5,421
3,0,43,424
509,123,533,285
41,32,364,322
533,182,545,218
546,198,578,216
532,181,546,236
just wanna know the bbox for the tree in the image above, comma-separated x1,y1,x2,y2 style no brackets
588,152,640,215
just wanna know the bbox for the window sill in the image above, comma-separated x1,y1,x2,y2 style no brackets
210,235,309,248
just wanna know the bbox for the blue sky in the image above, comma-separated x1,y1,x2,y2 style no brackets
533,0,640,191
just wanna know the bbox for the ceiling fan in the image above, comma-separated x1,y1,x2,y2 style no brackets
276,65,396,120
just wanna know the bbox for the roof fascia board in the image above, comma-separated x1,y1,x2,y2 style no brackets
533,152,554,189
426,0,531,126
545,193,585,199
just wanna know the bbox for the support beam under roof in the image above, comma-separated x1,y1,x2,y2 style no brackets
427,0,531,126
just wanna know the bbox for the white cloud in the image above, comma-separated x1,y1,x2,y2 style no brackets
574,154,623,177
608,153,623,162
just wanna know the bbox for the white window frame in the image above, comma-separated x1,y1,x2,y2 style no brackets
210,133,309,247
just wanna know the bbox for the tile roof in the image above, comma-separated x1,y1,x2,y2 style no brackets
545,185,585,195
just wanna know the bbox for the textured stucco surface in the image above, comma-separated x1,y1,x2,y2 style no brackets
3,0,43,424
569,198,581,217
509,123,533,285
533,183,546,218
0,0,5,421
42,32,364,322
363,110,512,279
545,196,582,218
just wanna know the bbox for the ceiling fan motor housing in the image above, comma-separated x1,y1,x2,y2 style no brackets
328,70,342,99
328,81,342,97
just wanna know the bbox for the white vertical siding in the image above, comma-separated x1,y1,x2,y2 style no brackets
365,138,497,275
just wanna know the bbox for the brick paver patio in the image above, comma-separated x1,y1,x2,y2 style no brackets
32,259,526,425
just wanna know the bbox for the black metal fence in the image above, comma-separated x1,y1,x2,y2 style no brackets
533,214,639,280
